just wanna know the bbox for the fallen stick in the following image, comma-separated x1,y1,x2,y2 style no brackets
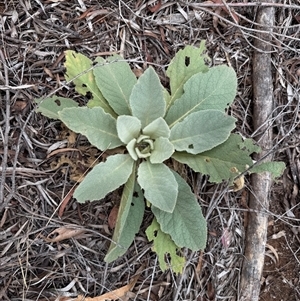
239,1,275,301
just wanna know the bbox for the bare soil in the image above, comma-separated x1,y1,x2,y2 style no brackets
0,1,300,300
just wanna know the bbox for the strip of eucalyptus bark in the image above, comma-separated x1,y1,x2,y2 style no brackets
239,2,275,301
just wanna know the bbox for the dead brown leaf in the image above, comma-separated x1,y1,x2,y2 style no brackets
108,205,119,229
147,0,162,13
45,227,86,243
58,186,76,217
75,266,142,300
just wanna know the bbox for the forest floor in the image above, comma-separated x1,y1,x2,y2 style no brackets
0,1,300,301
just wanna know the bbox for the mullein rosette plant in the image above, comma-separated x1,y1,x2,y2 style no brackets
36,41,285,273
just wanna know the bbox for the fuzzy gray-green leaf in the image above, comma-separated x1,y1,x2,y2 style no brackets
93,55,137,115
172,134,255,183
166,66,237,127
117,115,141,144
150,137,174,164
64,51,114,116
142,117,170,139
59,107,123,150
130,67,166,128
105,169,144,262
170,110,236,154
74,154,134,203
152,171,207,251
166,42,209,108
137,161,178,213
35,97,78,119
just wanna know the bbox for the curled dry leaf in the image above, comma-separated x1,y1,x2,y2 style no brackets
46,227,86,242
12,100,28,113
221,227,232,249
147,0,162,13
75,266,142,300
108,205,119,229
265,243,279,264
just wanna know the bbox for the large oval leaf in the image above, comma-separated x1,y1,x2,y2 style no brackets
152,171,207,251
130,67,166,128
170,110,236,154
105,169,145,262
166,42,209,109
137,161,178,213
165,65,237,127
93,55,137,115
74,154,134,203
59,107,123,150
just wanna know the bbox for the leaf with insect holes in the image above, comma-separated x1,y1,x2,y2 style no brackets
166,42,209,108
172,134,256,183
146,218,185,274
130,67,166,128
64,51,115,116
170,110,236,154
105,168,145,262
59,107,122,150
93,55,137,115
74,154,134,203
152,171,207,251
35,97,78,119
166,65,237,127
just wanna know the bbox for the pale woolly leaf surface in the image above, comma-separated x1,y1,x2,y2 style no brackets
170,110,236,154
93,55,136,115
250,161,286,179
172,134,262,183
74,154,134,203
152,171,207,251
59,107,122,150
166,66,237,127
142,117,170,139
150,137,174,164
166,42,209,107
130,67,166,127
117,115,141,144
137,161,178,213
105,170,144,262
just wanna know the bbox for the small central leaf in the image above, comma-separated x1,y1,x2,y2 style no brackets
117,115,141,144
